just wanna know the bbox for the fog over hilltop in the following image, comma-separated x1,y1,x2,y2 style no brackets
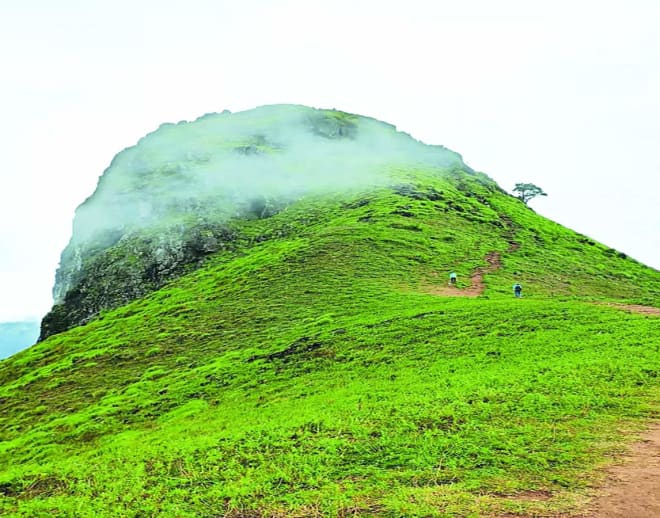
43,104,472,339
72,104,466,248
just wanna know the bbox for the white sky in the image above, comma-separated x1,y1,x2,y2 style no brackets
1,0,658,322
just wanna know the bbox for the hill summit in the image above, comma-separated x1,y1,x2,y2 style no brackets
41,105,471,339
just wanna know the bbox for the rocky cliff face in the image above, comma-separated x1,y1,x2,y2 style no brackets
40,104,469,339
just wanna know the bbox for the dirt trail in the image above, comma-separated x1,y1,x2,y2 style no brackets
582,424,660,517
489,427,660,518
422,251,502,297
605,303,660,316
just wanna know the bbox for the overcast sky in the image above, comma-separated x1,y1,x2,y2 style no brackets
1,0,658,322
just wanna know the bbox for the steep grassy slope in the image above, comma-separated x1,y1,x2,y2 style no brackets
1,170,658,517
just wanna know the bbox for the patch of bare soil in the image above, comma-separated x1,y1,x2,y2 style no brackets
509,490,553,502
605,304,660,316
489,425,660,518
422,251,502,297
583,424,660,518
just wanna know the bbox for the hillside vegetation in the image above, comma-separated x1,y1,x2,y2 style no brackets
1,168,659,517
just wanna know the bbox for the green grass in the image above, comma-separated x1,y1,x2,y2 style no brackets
1,168,658,517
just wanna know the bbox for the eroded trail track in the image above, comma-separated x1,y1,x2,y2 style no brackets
422,250,502,297
583,424,660,517
606,303,660,316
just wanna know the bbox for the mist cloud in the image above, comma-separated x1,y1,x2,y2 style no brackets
71,104,466,244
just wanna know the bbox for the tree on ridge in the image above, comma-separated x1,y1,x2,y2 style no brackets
513,183,547,204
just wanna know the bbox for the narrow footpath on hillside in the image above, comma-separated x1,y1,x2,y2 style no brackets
422,224,521,297
605,303,660,316
583,424,660,518
490,425,660,517
422,237,521,297
422,250,502,297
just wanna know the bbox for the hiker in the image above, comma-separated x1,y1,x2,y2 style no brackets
513,283,522,298
449,272,457,285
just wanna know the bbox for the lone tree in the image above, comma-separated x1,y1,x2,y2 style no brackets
513,183,547,204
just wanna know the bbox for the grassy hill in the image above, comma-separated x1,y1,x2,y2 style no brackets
1,168,658,517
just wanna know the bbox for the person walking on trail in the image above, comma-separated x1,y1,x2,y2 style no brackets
513,283,522,298
449,272,457,286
